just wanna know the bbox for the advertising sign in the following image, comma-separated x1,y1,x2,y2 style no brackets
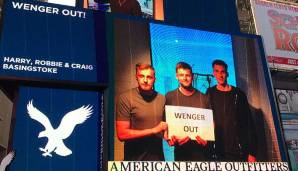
281,113,298,171
0,0,107,84
250,0,298,70
165,105,214,141
276,89,298,114
10,86,102,171
111,18,286,164
275,89,298,170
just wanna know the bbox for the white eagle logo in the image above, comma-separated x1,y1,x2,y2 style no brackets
27,100,93,157
0,151,15,171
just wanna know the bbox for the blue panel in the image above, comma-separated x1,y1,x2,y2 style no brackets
163,0,240,33
11,86,101,171
0,0,107,84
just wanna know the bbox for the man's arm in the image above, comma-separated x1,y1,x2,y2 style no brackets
116,121,167,141
238,90,258,162
167,136,190,146
194,92,210,146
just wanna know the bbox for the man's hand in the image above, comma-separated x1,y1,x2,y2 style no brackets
248,154,256,162
167,136,176,146
177,136,190,145
163,126,168,140
195,135,207,146
167,136,190,146
152,121,168,134
166,135,176,146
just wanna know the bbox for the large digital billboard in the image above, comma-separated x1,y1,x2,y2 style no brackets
108,18,288,170
0,0,293,169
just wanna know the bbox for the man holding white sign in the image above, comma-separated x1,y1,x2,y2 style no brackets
165,62,213,161
207,59,257,162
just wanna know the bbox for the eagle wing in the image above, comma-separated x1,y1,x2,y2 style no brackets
56,105,93,139
0,151,15,170
27,100,53,131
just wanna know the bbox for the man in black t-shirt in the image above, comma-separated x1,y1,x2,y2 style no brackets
166,62,210,161
207,59,257,162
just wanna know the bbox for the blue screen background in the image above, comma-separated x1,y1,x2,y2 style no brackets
150,23,236,161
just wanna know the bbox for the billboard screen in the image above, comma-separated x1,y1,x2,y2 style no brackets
109,18,288,170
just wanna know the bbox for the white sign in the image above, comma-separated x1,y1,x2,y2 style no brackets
250,0,298,70
165,105,214,141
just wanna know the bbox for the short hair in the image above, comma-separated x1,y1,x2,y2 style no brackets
212,59,228,70
135,63,155,74
176,62,193,73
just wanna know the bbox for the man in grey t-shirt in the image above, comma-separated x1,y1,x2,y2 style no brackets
116,63,167,161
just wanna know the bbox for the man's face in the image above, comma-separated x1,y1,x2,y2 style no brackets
213,64,228,86
176,68,193,89
136,68,155,91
